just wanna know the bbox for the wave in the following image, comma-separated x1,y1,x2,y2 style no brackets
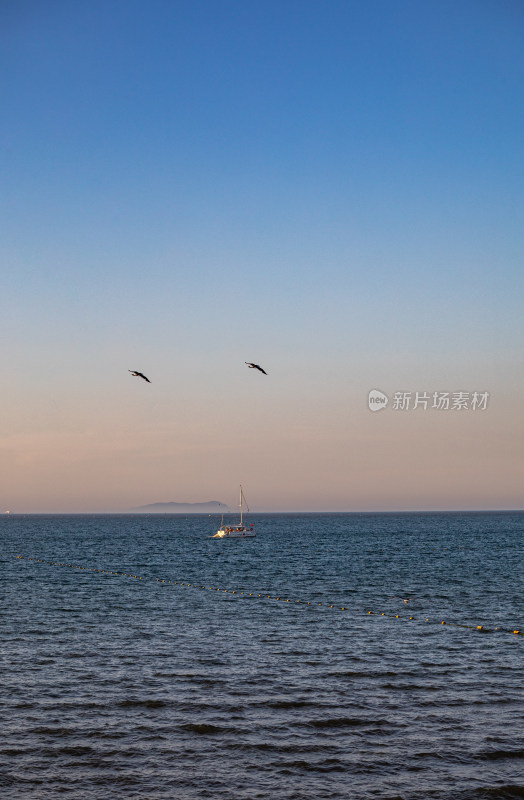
266,700,316,709
179,723,231,735
308,717,391,729
476,750,524,761
268,758,347,773
463,787,524,800
55,745,93,756
28,726,76,737
117,699,168,708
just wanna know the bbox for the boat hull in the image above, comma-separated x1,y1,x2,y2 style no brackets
213,528,256,538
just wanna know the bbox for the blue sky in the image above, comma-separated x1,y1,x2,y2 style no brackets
2,0,523,511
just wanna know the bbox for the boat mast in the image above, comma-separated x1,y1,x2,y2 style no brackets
239,484,243,526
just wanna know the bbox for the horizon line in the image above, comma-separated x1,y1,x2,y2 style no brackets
2,508,523,516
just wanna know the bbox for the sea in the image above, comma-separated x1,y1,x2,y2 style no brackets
1,512,522,800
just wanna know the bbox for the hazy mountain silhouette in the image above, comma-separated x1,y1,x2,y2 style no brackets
130,501,230,513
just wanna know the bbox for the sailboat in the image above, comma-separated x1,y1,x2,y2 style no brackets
213,485,255,538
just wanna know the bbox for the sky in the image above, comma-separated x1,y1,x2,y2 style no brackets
1,0,523,512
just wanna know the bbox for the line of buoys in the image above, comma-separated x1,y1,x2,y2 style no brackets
6,554,523,636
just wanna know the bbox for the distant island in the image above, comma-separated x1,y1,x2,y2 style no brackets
130,501,230,513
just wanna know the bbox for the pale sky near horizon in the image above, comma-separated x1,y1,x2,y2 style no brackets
1,0,523,512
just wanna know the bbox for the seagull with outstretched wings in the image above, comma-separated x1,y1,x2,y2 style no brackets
129,370,151,383
245,362,267,375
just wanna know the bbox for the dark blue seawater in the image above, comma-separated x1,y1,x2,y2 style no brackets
1,512,523,800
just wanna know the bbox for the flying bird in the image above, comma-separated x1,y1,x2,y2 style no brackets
129,370,151,383
245,362,267,375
